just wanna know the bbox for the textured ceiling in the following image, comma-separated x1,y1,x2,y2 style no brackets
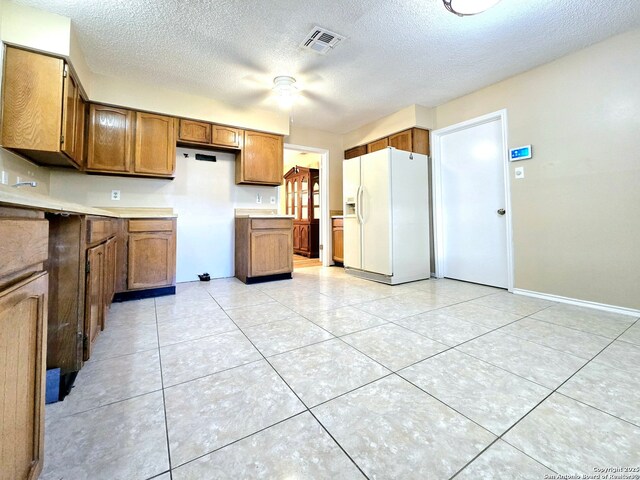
13,0,640,133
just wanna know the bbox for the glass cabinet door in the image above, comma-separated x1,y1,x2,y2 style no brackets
301,176,308,220
286,180,293,215
312,181,320,220
293,179,299,219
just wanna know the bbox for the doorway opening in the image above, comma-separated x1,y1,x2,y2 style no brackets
431,109,514,290
280,144,331,269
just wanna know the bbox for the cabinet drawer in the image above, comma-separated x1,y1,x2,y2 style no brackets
251,219,292,230
128,218,174,233
332,218,344,227
0,219,48,279
87,218,116,244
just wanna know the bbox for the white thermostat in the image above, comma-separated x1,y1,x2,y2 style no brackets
510,145,532,161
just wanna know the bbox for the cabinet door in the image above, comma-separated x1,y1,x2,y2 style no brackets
87,105,134,173
1,47,64,152
332,220,344,263
299,224,310,253
238,131,283,185
85,244,104,360
134,113,176,176
103,237,117,327
61,67,78,163
367,137,388,153
344,145,367,160
178,119,210,144
212,125,241,148
250,230,292,277
388,129,413,152
292,224,300,251
0,272,48,480
128,233,176,290
74,95,87,168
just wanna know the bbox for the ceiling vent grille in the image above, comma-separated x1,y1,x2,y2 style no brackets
300,26,345,55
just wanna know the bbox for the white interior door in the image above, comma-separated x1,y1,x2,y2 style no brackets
439,118,509,288
361,149,392,275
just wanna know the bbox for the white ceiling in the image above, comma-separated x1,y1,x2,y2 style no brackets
13,0,640,134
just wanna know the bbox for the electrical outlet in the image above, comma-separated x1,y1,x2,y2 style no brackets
256,194,262,204
270,196,276,204
0,171,8,185
111,190,121,201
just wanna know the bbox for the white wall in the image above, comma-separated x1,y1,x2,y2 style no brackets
435,28,640,310
49,147,278,281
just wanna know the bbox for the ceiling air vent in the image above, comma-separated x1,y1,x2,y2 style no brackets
300,26,345,55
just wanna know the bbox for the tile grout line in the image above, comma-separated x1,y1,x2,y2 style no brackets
154,297,174,480
450,317,640,479
199,289,373,480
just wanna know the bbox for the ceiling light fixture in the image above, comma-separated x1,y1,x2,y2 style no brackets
443,0,501,16
273,76,298,109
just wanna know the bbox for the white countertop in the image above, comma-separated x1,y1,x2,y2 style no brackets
0,187,177,218
234,208,294,219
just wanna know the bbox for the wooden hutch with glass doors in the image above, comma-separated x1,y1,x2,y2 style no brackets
284,166,320,257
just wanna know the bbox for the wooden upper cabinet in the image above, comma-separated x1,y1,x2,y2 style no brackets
74,95,87,168
236,130,283,185
87,105,134,173
347,128,430,159
177,119,241,149
212,125,241,148
388,128,430,155
134,112,176,176
344,145,367,160
367,137,389,153
178,119,210,144
61,68,78,161
0,46,81,168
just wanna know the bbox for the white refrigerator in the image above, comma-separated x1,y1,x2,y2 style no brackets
343,147,430,284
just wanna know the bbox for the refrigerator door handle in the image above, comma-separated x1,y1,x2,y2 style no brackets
357,185,364,224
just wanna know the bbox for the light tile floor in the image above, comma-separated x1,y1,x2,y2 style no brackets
43,267,640,479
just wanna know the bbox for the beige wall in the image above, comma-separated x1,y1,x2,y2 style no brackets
90,73,288,135
436,28,640,310
343,104,436,149
285,125,344,212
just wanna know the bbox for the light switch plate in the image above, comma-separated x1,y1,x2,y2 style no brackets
515,167,525,179
256,194,262,204
111,190,121,201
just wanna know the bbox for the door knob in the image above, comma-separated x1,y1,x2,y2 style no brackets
497,209,506,216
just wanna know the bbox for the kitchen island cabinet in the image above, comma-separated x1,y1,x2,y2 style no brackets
235,216,293,283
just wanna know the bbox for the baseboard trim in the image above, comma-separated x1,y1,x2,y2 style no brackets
512,288,640,317
113,286,176,302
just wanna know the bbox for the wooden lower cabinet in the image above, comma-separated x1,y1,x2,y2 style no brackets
0,272,48,480
332,217,344,264
0,208,48,480
126,219,177,291
235,217,293,283
46,215,118,369
84,243,104,360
